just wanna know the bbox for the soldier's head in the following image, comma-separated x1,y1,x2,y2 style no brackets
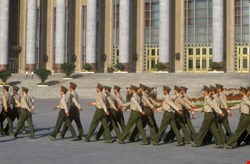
13,86,19,94
181,86,188,95
210,86,217,95
216,84,224,93
60,86,68,95
174,86,181,95
163,86,171,95
126,87,132,95
203,86,210,96
3,85,9,93
139,84,148,93
69,82,77,91
113,85,121,94
96,83,104,93
130,85,138,94
104,86,111,95
21,87,29,96
247,87,250,96
240,87,248,96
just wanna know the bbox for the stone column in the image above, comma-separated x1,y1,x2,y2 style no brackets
25,0,37,71
86,0,97,71
159,0,170,69
54,0,66,72
119,0,130,71
212,0,224,66
0,0,10,70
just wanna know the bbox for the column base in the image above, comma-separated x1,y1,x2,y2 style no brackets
121,63,130,72
88,63,96,72
54,64,62,73
25,64,36,72
0,64,8,71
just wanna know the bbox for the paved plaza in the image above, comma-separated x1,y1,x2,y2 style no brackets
0,73,249,164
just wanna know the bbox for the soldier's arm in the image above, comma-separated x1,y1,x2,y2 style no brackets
14,98,21,107
243,98,250,106
62,99,69,113
193,107,203,112
149,97,160,106
178,96,192,110
230,104,240,110
99,96,108,113
165,98,179,111
142,96,154,109
219,95,228,109
22,97,30,110
72,96,81,109
115,95,124,108
3,96,7,110
131,97,143,113
207,99,223,114
183,96,195,107
107,96,117,110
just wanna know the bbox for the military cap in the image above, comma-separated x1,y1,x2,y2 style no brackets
216,84,224,89
203,86,210,92
139,83,149,90
174,85,181,92
69,82,78,89
22,87,29,93
210,85,217,91
97,83,104,90
3,85,9,91
60,86,68,93
147,87,154,92
163,86,171,92
240,86,248,92
13,86,19,91
248,86,250,91
130,85,139,90
114,85,121,91
181,86,188,92
104,86,112,92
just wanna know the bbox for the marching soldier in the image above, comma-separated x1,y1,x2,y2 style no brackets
83,83,112,143
152,86,184,146
0,86,13,136
95,86,121,140
216,84,232,141
14,87,35,139
113,85,126,131
60,82,84,140
225,87,250,149
129,84,158,142
191,86,224,148
48,86,78,141
117,85,148,145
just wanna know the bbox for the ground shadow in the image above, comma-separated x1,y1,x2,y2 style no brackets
8,81,21,86
47,80,60,86
71,74,84,79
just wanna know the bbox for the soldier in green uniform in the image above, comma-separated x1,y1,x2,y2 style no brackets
95,86,121,140
83,83,112,143
129,84,158,142
216,84,232,142
48,86,78,141
14,87,35,139
0,86,13,136
117,85,148,145
113,85,126,131
225,87,250,149
191,86,224,148
152,86,184,146
60,82,84,140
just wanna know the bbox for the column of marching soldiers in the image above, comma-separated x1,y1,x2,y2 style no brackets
0,82,249,149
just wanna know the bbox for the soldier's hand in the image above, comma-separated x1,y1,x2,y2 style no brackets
79,108,83,111
4,108,8,113
28,108,34,113
152,108,158,113
87,102,93,106
105,111,110,116
66,112,69,117
53,106,57,110
220,112,225,118
177,110,183,116
114,108,119,112
140,111,145,115
190,108,194,113
122,107,127,112
227,111,233,117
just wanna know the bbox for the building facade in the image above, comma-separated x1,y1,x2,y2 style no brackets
0,0,249,73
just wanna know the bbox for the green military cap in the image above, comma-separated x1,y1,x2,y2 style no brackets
104,86,112,91
130,85,139,90
22,87,29,93
181,86,188,92
3,85,9,91
163,86,171,92
69,82,78,89
114,85,121,91
216,84,224,89
139,83,149,90
13,86,19,91
210,85,217,91
240,86,248,92
203,85,210,92
60,86,68,93
147,87,154,92
174,85,181,92
97,83,104,90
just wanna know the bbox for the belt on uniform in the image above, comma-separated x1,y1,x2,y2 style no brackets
205,112,213,114
241,113,250,116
